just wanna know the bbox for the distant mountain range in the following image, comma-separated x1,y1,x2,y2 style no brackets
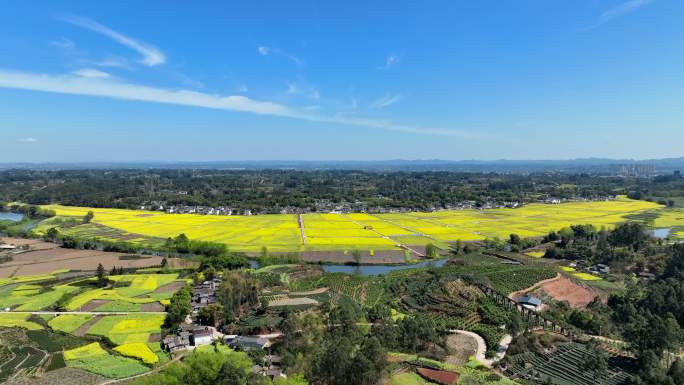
1,157,683,173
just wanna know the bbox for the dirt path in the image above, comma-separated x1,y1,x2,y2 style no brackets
507,272,561,300
74,315,102,337
447,330,511,368
298,214,307,246
342,214,425,257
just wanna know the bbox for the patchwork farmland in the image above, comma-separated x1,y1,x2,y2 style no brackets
38,197,664,253
0,271,182,380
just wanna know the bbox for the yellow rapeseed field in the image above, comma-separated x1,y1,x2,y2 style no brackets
42,197,662,252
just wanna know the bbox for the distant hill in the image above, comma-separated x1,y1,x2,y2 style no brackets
1,157,683,174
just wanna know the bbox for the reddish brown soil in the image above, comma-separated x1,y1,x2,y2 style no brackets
416,367,460,385
540,275,597,308
148,333,161,343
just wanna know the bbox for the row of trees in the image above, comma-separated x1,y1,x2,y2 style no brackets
0,169,637,214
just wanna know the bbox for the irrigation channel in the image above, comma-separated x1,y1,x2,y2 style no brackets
250,258,448,276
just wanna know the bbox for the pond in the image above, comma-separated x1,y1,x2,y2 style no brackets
0,212,23,222
651,228,671,239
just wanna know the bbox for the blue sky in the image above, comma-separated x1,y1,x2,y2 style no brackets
1,0,683,162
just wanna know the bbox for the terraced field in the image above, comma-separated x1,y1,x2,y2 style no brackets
39,197,663,253
0,272,178,379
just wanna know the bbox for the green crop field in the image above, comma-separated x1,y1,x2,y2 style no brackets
38,197,665,253
65,273,186,311
64,342,150,379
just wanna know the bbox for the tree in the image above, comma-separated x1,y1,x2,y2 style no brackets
160,257,168,269
425,243,438,258
216,271,259,322
164,285,192,329
83,210,94,224
509,233,521,246
96,263,107,287
351,249,362,265
198,304,224,327
45,227,60,242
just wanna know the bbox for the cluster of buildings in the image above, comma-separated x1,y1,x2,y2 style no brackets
162,325,216,352
191,277,222,318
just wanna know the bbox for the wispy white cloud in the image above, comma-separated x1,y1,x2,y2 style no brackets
285,80,320,100
73,68,111,79
60,15,166,66
585,0,654,30
257,46,303,66
92,56,131,69
0,69,482,138
370,93,403,109
50,37,75,50
379,54,399,70
17,137,38,143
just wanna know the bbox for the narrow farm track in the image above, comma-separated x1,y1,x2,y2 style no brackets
342,214,425,257
507,272,561,300
298,214,307,245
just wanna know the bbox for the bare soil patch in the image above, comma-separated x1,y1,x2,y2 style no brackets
0,238,191,276
148,333,161,343
73,315,103,336
0,265,18,278
153,281,186,294
140,302,164,312
445,333,478,366
289,287,329,296
508,273,561,300
80,300,111,312
540,275,597,308
268,297,318,307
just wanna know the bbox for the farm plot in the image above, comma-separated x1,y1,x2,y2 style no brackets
65,273,185,311
505,342,632,385
303,213,398,251
64,342,149,379
40,197,660,253
0,314,42,330
42,205,302,252
0,283,78,311
85,313,165,345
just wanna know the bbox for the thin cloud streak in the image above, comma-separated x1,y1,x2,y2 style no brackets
17,137,38,143
585,0,654,30
370,94,403,109
257,46,303,66
60,15,166,66
73,68,111,78
0,69,482,139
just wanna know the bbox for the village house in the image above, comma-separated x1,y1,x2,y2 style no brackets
190,327,214,346
517,295,543,311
